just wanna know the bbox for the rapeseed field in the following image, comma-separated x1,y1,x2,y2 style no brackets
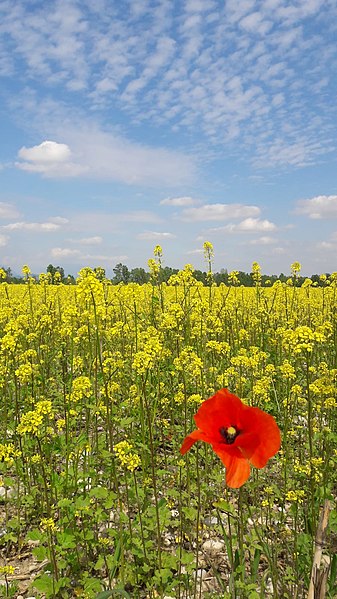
0,254,336,598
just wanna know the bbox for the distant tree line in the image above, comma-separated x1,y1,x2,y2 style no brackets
0,263,334,287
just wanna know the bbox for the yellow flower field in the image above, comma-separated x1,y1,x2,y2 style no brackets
0,262,336,598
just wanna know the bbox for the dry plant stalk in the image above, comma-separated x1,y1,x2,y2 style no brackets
307,500,332,599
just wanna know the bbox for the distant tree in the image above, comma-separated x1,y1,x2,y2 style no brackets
112,263,130,284
214,270,228,285
130,267,149,284
193,270,207,284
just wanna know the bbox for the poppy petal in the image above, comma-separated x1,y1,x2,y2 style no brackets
194,389,243,441
179,429,208,455
238,408,281,468
214,447,251,488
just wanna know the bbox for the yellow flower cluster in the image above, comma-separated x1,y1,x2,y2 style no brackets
206,340,230,356
173,346,203,378
169,263,198,286
40,517,57,531
285,490,305,504
0,442,21,463
281,325,329,354
252,261,262,285
15,362,35,383
160,302,185,331
113,440,141,472
0,565,15,575
69,376,92,402
17,399,53,436
132,328,163,374
17,410,43,436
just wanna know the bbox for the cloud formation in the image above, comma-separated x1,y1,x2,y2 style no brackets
15,130,196,186
295,195,337,219
2,221,60,231
3,0,336,169
75,236,103,245
19,141,71,163
16,141,85,177
137,231,176,240
160,196,197,206
51,247,128,263
208,218,277,233
249,235,277,245
181,203,260,221
0,202,21,220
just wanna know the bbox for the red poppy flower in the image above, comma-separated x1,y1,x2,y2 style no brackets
180,388,281,488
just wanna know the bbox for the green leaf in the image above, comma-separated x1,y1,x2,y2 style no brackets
32,546,47,561
157,497,167,508
89,486,109,500
56,531,77,549
26,528,44,542
251,548,261,581
82,576,103,593
104,491,117,509
94,556,105,571
213,499,236,515
33,573,54,597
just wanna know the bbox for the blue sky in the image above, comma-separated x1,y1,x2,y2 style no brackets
1,0,337,277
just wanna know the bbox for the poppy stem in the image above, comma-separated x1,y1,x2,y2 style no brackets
237,488,245,586
193,444,202,599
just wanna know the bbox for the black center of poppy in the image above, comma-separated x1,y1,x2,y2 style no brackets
219,426,239,444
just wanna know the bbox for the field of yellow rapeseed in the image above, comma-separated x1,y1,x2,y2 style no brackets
0,261,336,598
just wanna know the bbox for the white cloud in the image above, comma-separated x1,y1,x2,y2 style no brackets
48,216,70,225
249,235,277,244
316,241,335,250
16,140,86,177
187,248,204,255
117,211,162,223
137,231,176,240
0,202,21,219
295,195,337,219
253,138,333,168
208,218,277,233
18,140,71,163
2,221,60,231
51,248,81,258
239,12,273,35
181,203,260,221
160,196,197,206
0,234,9,247
51,247,128,262
75,236,103,245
